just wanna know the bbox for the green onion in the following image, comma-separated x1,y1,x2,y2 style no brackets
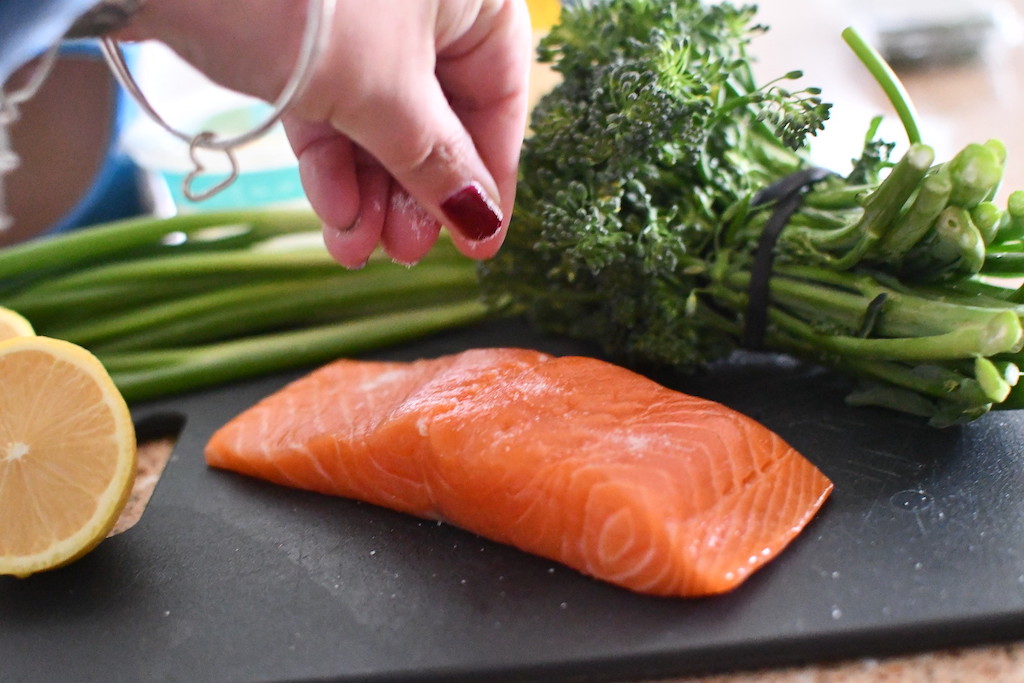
0,210,485,403
103,300,489,403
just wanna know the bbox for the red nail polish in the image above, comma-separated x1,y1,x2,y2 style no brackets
441,183,502,241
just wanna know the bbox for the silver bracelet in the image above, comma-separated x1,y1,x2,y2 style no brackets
100,0,336,202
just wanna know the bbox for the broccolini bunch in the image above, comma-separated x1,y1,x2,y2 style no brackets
479,0,1024,426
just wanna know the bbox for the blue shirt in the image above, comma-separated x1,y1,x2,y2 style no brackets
0,0,98,83
2,0,144,234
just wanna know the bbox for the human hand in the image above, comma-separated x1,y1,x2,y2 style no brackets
120,0,533,267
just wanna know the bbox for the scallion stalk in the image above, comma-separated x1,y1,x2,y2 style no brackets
103,300,490,403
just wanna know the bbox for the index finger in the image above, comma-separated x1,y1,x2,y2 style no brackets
436,0,533,258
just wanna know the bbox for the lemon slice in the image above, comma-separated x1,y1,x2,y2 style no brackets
0,306,34,341
0,336,136,577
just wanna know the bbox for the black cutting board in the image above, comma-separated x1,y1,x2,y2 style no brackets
3,317,1024,682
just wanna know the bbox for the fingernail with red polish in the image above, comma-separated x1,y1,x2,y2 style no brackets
441,183,502,241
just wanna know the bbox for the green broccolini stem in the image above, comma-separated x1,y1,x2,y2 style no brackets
819,312,1021,360
827,143,934,269
984,252,1024,275
769,146,931,260
841,26,922,145
801,184,872,210
841,361,994,428
721,267,1022,338
975,356,1013,402
759,294,1022,361
875,166,952,260
934,207,986,275
972,202,1002,245
879,277,1020,309
994,190,1024,242
842,359,993,408
947,143,1004,209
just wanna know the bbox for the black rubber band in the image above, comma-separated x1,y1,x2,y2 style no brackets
743,167,832,349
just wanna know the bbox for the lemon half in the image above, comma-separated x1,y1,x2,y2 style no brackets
0,336,136,577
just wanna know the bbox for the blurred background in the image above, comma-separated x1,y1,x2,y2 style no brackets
748,0,1024,202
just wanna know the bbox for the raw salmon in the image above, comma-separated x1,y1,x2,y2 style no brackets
205,348,832,597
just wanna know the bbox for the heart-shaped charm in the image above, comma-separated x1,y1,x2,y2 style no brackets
182,132,239,203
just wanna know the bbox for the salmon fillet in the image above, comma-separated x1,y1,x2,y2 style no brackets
205,348,832,597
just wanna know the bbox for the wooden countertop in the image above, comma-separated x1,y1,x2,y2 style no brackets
674,641,1024,682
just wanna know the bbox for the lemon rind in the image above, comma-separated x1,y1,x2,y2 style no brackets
0,336,136,577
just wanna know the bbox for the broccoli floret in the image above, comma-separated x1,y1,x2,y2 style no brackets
481,0,828,368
